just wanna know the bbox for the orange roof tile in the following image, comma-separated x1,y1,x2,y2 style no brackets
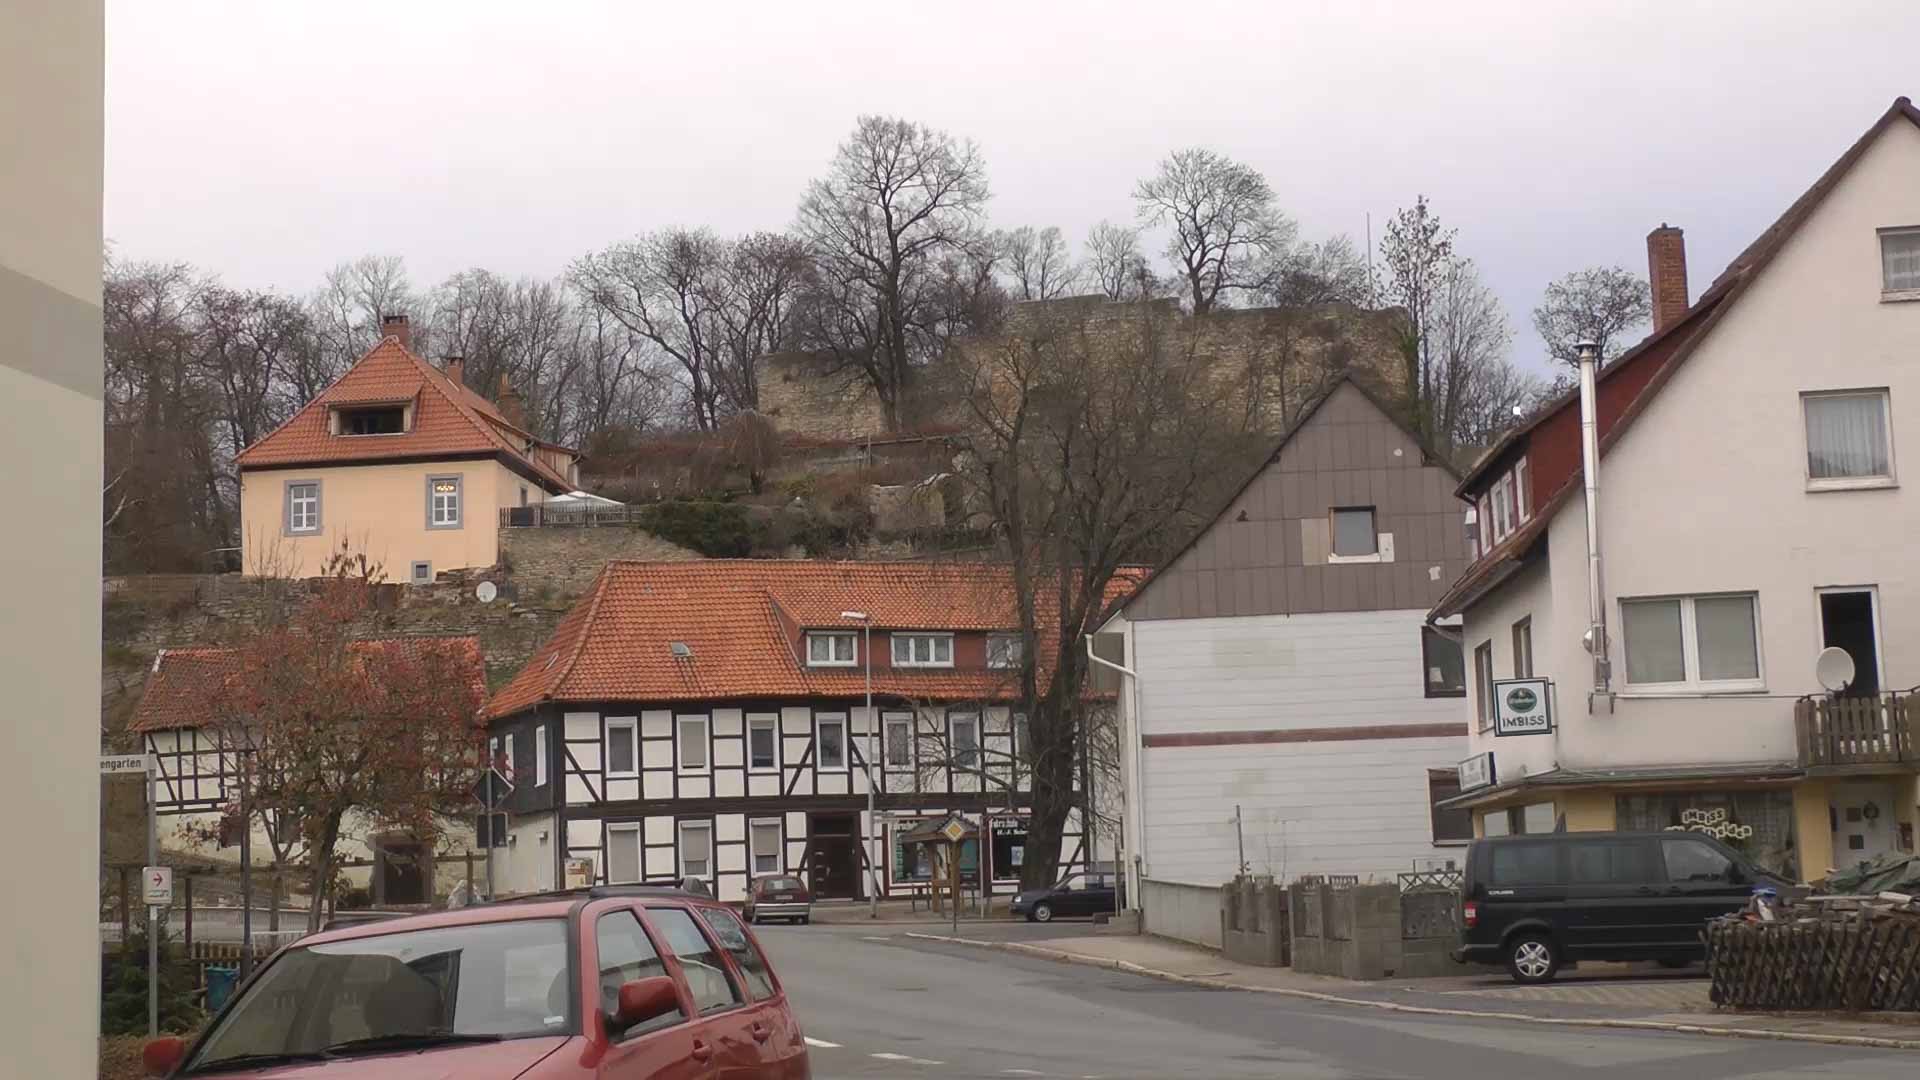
487,561,1144,716
131,637,488,733
235,336,575,492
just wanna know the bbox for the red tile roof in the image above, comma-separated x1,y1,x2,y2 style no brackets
130,637,487,733
487,561,1145,716
234,336,575,492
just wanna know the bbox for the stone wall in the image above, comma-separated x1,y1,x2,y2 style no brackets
1140,878,1225,949
757,351,890,441
498,524,699,600
1287,880,1468,980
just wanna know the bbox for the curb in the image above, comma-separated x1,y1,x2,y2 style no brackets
903,933,1920,1052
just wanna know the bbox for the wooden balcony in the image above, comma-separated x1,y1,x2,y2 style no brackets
1794,692,1919,770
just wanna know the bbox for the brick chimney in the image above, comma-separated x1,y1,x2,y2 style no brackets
1647,225,1689,334
444,356,465,386
497,372,527,429
380,313,411,350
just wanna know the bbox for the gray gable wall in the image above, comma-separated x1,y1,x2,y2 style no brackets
1127,382,1469,620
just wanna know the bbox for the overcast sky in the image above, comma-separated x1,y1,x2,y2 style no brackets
106,1,1919,372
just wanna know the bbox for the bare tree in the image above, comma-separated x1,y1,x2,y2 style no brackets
424,269,584,439
1429,259,1546,451
1261,235,1372,307
998,225,1080,301
1084,221,1153,301
1133,148,1291,313
196,286,313,456
1375,195,1457,438
1531,265,1652,369
309,255,417,385
707,232,812,414
571,228,730,431
794,115,992,430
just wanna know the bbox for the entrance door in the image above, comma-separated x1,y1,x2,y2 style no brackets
807,813,861,899
1819,588,1882,696
1830,782,1898,865
375,839,430,904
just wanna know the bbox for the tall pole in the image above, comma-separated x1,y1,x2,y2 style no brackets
864,618,877,919
238,751,252,979
1576,339,1611,702
147,757,158,1038
484,770,496,900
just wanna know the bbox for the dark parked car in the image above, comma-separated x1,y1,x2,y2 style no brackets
1454,831,1785,984
140,884,810,1078
744,874,813,925
1011,872,1122,923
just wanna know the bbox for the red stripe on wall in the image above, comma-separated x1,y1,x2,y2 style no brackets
1143,722,1468,748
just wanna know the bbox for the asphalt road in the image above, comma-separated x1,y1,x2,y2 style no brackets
758,923,1916,1080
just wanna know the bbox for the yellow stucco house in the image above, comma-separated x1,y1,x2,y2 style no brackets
237,316,579,580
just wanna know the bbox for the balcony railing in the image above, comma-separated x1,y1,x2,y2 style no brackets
500,504,646,529
1794,692,1918,768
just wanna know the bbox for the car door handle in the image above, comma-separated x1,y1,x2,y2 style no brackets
1636,886,1658,896
691,1039,714,1063
751,1022,771,1043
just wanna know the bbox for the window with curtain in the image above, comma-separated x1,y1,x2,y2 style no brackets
1804,390,1892,483
1621,593,1761,689
1882,229,1920,293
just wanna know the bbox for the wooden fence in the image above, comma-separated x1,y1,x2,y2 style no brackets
1707,915,1920,1010
1793,693,1917,767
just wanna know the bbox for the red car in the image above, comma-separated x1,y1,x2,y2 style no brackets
742,875,813,925
143,885,810,1079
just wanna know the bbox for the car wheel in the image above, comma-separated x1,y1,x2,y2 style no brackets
1505,934,1558,984
1032,902,1054,924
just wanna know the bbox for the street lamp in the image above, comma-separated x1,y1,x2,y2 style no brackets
841,610,879,919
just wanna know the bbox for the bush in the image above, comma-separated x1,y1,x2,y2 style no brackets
101,925,202,1036
637,501,758,558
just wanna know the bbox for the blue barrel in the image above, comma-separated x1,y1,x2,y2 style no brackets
205,966,239,1012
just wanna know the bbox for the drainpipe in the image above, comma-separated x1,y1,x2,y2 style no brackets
1576,340,1614,712
1085,634,1143,914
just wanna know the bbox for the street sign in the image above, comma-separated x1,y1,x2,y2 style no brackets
941,818,967,844
1458,752,1496,792
101,753,152,775
143,865,173,907
1492,678,1553,737
473,767,515,809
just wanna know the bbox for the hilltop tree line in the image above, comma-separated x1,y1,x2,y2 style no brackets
105,113,1651,573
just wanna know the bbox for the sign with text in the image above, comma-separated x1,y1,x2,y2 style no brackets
1492,678,1553,737
1458,752,1496,792
100,753,152,775
143,866,173,907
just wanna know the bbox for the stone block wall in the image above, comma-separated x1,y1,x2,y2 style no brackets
758,351,890,440
497,525,698,600
1288,880,1466,980
1140,879,1225,949
1221,876,1290,967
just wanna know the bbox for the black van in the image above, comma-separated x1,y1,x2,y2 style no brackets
1454,831,1782,984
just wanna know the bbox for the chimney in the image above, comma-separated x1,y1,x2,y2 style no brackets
497,372,527,429
380,313,411,350
1646,225,1689,334
443,356,465,386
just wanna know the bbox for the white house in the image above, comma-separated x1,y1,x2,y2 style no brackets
1099,377,1476,926
1430,97,1920,882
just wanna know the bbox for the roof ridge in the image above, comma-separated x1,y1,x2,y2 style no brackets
235,334,404,463
549,562,616,700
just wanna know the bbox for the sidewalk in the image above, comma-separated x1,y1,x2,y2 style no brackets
807,898,1015,926
906,929,1920,1050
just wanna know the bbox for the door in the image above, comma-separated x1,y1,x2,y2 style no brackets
1561,838,1665,959
591,906,716,1080
1830,782,1899,865
1656,837,1750,948
1819,589,1882,696
644,906,758,1079
807,814,860,899
698,906,804,1076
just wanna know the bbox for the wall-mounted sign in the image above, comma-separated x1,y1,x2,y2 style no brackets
1458,752,1495,792
1493,678,1553,737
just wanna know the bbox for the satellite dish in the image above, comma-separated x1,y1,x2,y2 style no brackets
475,581,498,604
1815,646,1856,693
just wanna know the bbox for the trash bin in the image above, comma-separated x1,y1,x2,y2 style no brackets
205,966,239,1012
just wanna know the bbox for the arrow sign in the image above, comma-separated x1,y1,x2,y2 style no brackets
472,767,514,810
143,865,173,907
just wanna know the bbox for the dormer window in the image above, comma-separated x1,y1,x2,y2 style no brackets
987,634,1024,669
334,405,407,435
892,633,953,668
807,631,856,667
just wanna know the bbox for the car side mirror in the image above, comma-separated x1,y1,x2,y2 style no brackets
614,977,680,1030
143,1036,187,1077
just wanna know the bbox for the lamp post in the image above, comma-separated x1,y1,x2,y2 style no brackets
841,611,879,918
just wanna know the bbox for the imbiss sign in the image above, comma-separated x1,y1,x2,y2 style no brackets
1492,678,1553,737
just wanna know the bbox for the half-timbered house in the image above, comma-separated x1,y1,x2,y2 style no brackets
483,560,1136,903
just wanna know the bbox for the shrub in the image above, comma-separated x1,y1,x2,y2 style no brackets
100,924,202,1036
637,501,758,558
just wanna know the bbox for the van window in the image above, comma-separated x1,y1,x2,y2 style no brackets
1662,838,1734,883
1489,842,1559,886
1568,840,1654,885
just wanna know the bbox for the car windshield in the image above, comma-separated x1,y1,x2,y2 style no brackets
762,877,805,892
186,918,571,1072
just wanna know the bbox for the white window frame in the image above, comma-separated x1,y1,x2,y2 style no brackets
678,819,713,879
1473,640,1495,732
1511,618,1534,679
1513,459,1531,523
1880,226,1920,300
606,823,642,884
504,731,519,780
1801,388,1896,491
891,633,955,668
806,631,857,667
426,474,463,530
951,713,981,770
1618,592,1766,695
1012,714,1030,776
534,724,548,788
285,480,321,535
605,717,639,780
748,818,782,875
986,634,1024,670
1490,475,1514,541
676,715,710,773
1816,585,1886,693
747,715,779,774
1328,506,1381,563
883,714,914,769
815,714,848,772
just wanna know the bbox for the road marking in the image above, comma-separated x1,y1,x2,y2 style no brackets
1002,1070,1046,1076
803,1036,841,1048
860,935,892,942
871,1051,945,1065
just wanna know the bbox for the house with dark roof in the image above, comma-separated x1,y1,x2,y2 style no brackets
1095,376,1475,935
131,636,489,905
482,560,1139,903
1430,97,1920,882
236,315,580,580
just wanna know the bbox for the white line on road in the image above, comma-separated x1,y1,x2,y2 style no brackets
803,1036,841,1048
1001,1070,1046,1076
871,1051,945,1065
860,935,892,942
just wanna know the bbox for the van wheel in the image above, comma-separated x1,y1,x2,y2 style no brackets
1506,934,1559,984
